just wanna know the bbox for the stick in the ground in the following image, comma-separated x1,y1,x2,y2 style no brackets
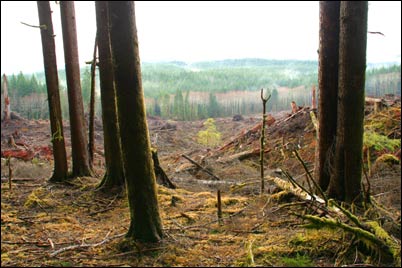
7,156,12,190
260,88,271,194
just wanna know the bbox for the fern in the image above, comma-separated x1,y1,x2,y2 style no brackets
363,131,400,151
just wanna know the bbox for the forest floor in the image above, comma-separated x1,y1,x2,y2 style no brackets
1,99,401,267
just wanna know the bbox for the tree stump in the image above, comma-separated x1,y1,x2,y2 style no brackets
152,149,176,189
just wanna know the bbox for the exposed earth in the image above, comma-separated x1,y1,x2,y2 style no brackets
1,100,401,267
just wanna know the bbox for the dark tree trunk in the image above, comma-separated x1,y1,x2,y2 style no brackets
316,1,340,192
328,1,368,203
95,1,125,190
88,36,97,168
108,1,163,242
37,1,68,182
60,1,92,177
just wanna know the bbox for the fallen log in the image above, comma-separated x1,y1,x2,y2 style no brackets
217,148,271,163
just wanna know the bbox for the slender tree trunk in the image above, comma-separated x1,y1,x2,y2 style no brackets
95,1,125,190
2,74,11,121
108,1,163,242
88,36,97,167
329,1,368,203
37,1,68,182
316,1,340,192
60,1,92,177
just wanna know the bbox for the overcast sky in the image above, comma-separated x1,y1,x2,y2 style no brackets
1,1,401,75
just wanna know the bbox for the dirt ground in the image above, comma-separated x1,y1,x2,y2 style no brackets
1,102,401,267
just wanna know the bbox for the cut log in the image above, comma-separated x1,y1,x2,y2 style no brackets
365,97,387,113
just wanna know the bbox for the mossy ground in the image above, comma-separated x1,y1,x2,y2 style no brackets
1,101,400,266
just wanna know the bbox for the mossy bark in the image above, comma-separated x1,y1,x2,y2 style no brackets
37,1,68,182
95,1,125,190
108,1,163,242
60,1,93,178
328,1,367,203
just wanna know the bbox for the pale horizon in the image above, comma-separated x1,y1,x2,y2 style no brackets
1,1,401,75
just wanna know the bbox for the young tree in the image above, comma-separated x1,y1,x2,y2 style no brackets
315,1,340,192
60,1,93,177
37,1,68,181
95,1,125,190
108,1,163,242
328,1,368,203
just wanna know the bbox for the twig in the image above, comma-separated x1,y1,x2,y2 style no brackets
284,107,308,122
293,149,328,206
181,154,221,181
368,31,385,36
20,21,47,29
281,168,316,201
48,238,55,249
88,207,114,216
49,231,124,257
96,246,166,260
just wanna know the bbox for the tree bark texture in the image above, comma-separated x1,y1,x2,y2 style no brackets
95,1,125,190
316,1,340,192
329,1,368,203
108,1,163,242
37,1,68,181
60,1,92,177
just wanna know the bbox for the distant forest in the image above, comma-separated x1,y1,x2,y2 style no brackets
2,58,401,120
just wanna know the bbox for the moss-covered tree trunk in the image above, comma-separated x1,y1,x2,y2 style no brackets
328,1,368,203
37,1,68,182
95,1,125,190
108,1,163,242
60,1,92,177
316,1,340,192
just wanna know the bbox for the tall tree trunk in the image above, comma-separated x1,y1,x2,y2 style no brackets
316,1,340,192
88,36,97,167
2,74,11,121
108,1,163,242
37,1,68,182
95,1,125,190
60,1,92,177
328,1,368,203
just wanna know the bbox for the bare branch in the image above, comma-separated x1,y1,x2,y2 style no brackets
20,21,47,30
368,31,385,36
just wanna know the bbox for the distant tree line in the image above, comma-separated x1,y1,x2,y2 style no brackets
1,67,99,120
2,62,400,121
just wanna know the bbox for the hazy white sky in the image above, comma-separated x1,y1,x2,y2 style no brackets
1,1,401,75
